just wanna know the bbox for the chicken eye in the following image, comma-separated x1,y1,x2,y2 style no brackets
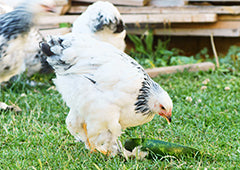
160,105,165,110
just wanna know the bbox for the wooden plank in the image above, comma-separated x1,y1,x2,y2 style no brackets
146,62,215,77
122,13,217,23
37,13,216,28
172,21,240,29
130,20,240,30
69,5,240,15
219,15,240,21
126,28,240,37
38,15,78,26
125,20,240,36
54,0,69,6
39,28,71,38
150,0,187,7
72,0,150,6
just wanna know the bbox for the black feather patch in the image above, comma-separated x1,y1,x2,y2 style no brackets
0,7,32,41
39,42,55,57
37,51,54,74
93,13,125,34
135,80,151,115
114,19,124,33
94,12,105,32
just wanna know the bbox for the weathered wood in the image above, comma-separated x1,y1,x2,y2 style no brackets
173,21,240,29
122,13,217,23
219,15,240,21
72,0,150,6
125,20,240,36
39,28,71,38
37,13,216,29
150,0,187,7
146,62,215,77
54,0,69,6
37,14,240,37
126,28,240,37
68,5,240,15
38,15,78,26
169,20,240,36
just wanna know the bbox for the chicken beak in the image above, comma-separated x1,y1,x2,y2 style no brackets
159,111,172,124
165,116,171,124
159,114,172,124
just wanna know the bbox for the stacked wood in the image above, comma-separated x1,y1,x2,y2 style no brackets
72,0,151,6
38,13,217,27
38,0,240,38
150,0,187,7
68,5,240,14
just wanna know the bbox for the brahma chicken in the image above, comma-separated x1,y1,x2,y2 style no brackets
40,34,173,157
0,0,55,83
72,1,126,51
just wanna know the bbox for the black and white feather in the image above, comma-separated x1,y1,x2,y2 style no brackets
40,34,172,156
21,28,53,76
72,1,126,51
0,0,54,82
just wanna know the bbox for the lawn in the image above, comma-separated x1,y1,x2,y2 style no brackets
0,69,239,169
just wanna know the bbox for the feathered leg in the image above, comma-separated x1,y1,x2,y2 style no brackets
82,122,98,153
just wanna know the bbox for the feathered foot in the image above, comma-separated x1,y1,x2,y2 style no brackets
82,122,111,155
82,122,94,150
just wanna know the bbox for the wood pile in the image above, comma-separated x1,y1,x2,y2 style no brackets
39,0,240,37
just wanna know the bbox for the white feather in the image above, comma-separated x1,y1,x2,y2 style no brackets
0,0,55,82
43,34,173,156
72,1,126,51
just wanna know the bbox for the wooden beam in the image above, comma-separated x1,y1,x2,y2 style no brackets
68,5,240,15
146,62,215,77
38,15,78,26
72,0,150,6
39,28,71,38
172,21,240,29
54,0,69,6
126,28,240,37
125,20,240,36
219,15,240,21
37,13,216,29
150,0,187,7
122,13,217,23
37,14,240,37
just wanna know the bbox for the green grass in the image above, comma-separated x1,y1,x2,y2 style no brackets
0,70,239,169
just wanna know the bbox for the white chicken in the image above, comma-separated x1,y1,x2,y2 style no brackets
72,1,126,51
0,1,53,77
0,0,55,83
40,34,173,156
